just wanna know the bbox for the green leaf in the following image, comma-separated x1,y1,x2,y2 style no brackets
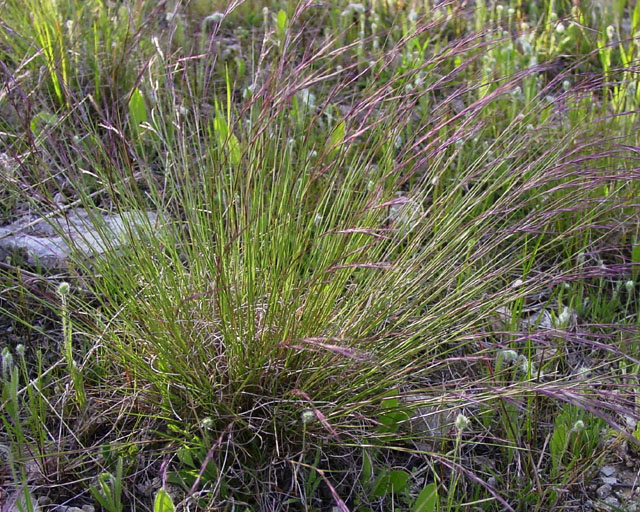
632,241,640,281
549,421,568,474
370,469,409,498
276,10,288,33
176,447,195,468
128,88,148,131
633,422,640,444
377,396,410,435
413,482,438,512
388,469,410,493
371,471,390,498
214,115,242,166
30,111,59,135
633,0,640,33
361,448,373,485
381,396,399,409
154,488,176,512
328,120,345,154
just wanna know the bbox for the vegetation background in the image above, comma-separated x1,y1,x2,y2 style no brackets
1,0,639,510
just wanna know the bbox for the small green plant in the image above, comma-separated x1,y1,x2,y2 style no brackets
58,282,86,410
1,348,35,512
89,457,124,512
549,405,604,480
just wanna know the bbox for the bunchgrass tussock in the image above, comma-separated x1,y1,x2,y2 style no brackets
1,0,639,510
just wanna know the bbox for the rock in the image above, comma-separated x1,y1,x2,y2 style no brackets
0,209,162,269
596,483,612,499
603,496,620,508
600,465,616,477
403,395,461,438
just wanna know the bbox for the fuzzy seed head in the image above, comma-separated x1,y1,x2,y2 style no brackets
57,282,70,296
301,409,316,424
606,25,615,40
455,413,470,432
204,12,224,24
298,88,316,109
342,3,365,17
558,306,571,326
1,347,13,376
499,349,518,362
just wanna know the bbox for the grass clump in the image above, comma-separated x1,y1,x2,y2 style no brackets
1,0,639,510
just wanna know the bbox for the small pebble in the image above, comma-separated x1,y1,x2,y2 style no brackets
600,465,615,477
603,496,620,508
597,483,612,499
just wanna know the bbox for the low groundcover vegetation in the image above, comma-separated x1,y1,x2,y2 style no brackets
1,0,639,510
